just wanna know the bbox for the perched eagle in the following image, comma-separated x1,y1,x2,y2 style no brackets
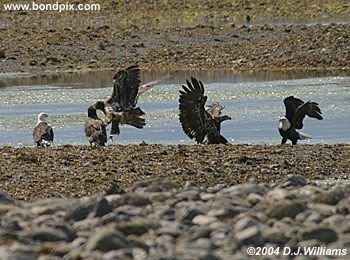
179,77,231,144
98,65,168,136
279,96,323,145
84,103,108,146
33,112,54,147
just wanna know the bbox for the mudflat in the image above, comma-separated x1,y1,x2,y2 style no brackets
0,0,349,72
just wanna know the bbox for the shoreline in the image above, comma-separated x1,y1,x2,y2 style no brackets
0,144,349,201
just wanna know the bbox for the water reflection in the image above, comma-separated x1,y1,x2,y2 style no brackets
1,69,349,89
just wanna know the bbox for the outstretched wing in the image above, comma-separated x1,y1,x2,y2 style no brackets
138,74,171,97
108,65,141,110
293,101,323,129
283,96,304,123
179,77,211,143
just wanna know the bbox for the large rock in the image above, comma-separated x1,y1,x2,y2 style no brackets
235,226,264,246
299,227,338,243
86,227,130,252
31,227,69,242
313,186,345,205
266,200,306,219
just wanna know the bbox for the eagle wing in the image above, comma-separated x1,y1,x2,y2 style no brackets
108,65,141,111
293,100,323,129
33,122,54,143
283,96,305,124
179,77,216,144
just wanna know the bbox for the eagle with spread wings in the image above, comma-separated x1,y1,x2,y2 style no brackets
179,77,231,144
92,65,168,137
278,96,323,145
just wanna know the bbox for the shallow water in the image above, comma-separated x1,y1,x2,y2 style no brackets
0,70,349,146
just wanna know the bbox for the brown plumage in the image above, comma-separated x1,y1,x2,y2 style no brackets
33,113,54,147
84,105,108,146
179,77,231,144
99,65,168,136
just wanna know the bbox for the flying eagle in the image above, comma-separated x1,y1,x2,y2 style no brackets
179,77,231,144
33,112,54,147
279,96,323,145
98,65,168,136
84,103,108,146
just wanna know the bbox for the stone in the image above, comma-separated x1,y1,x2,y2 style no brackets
180,208,204,224
94,197,112,217
284,174,307,186
300,227,338,243
266,200,306,220
110,194,151,208
192,215,218,226
235,226,264,246
313,186,345,205
0,192,14,204
65,202,94,221
0,50,5,59
86,228,130,252
31,227,69,242
116,220,157,236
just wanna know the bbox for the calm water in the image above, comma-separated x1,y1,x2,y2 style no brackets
0,70,349,146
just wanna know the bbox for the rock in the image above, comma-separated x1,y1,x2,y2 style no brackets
235,226,264,246
31,227,69,242
261,228,289,245
299,227,337,243
86,228,130,252
266,200,306,219
313,186,345,205
284,174,307,186
234,217,258,232
110,194,151,208
246,193,264,205
266,188,296,200
192,215,218,226
0,50,5,59
94,197,112,217
0,192,14,204
65,202,95,221
207,208,241,220
179,208,204,224
116,220,156,235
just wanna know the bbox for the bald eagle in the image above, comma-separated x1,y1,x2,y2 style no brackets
33,112,54,147
97,65,168,136
84,103,108,146
279,96,323,145
179,77,231,144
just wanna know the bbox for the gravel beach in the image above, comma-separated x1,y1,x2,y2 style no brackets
1,1,350,258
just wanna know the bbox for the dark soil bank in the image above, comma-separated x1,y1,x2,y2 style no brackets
0,0,349,73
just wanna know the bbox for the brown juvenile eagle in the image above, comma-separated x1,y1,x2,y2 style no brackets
279,96,323,145
84,103,108,146
33,112,54,147
179,77,231,144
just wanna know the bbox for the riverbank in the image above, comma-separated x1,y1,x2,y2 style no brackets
0,1,349,73
0,144,349,201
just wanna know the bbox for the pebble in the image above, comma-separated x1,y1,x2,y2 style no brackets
0,178,349,258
